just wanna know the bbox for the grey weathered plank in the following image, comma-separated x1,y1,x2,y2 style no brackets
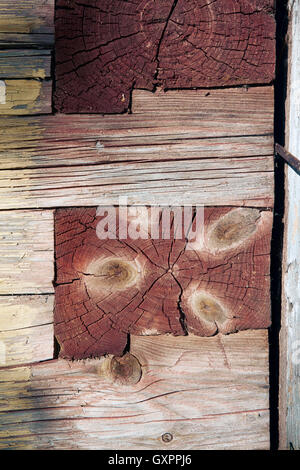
0,157,274,209
132,87,274,123
0,50,51,79
279,0,300,451
0,0,54,47
0,331,269,450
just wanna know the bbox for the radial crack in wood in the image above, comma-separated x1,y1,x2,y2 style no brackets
54,206,272,359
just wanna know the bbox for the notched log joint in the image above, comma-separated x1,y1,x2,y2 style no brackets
54,0,276,113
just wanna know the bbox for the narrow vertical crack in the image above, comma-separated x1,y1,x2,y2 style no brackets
154,0,179,83
171,272,188,336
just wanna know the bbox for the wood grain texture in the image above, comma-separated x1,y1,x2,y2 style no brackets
0,0,54,47
0,210,54,294
0,330,269,450
0,86,275,161
0,295,54,367
0,79,52,115
0,86,274,209
54,207,272,359
132,87,275,121
0,50,51,79
54,0,275,113
0,158,274,209
279,0,300,450
0,295,54,332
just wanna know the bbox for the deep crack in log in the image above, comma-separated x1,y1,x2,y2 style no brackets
54,0,275,113
54,206,272,359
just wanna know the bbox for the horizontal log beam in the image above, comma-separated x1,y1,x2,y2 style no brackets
0,295,54,367
0,210,54,294
0,87,274,208
0,79,52,115
0,330,269,450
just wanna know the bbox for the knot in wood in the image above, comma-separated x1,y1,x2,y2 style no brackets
208,208,261,251
191,292,227,325
109,353,142,385
88,258,139,290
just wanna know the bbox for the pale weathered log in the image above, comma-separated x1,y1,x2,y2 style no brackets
0,86,274,208
0,132,273,168
0,330,269,450
0,86,274,155
279,0,300,450
0,158,274,209
0,50,51,79
0,295,53,332
0,0,54,47
132,87,275,120
0,295,54,367
0,210,54,294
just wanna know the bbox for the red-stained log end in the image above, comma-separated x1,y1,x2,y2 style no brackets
54,206,272,360
54,0,276,113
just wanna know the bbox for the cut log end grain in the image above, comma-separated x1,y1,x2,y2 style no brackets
54,206,272,360
54,0,276,113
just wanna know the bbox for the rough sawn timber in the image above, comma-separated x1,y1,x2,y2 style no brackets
0,331,269,450
54,0,276,113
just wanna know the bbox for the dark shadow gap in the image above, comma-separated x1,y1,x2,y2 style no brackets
269,0,289,451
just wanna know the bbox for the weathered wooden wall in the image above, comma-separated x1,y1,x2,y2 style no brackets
0,0,276,450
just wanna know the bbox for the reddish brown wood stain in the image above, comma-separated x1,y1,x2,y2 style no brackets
54,0,275,113
54,207,272,359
